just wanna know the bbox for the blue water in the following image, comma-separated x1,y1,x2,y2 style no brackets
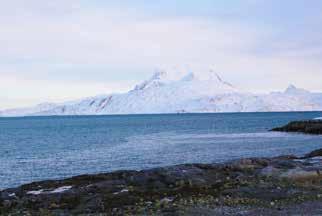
1,112,322,189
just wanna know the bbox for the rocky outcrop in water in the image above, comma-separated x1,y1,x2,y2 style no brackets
2,149,322,215
271,120,322,135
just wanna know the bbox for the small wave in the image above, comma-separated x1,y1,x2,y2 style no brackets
314,117,322,120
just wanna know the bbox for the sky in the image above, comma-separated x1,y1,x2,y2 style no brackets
1,0,322,109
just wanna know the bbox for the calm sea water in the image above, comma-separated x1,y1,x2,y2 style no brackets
1,112,322,189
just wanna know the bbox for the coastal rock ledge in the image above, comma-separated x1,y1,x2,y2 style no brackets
2,149,322,215
271,120,322,134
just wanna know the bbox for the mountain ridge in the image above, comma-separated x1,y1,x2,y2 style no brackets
1,70,321,117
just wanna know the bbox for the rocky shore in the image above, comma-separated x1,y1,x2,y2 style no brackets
271,120,322,134
1,148,322,215
2,120,322,215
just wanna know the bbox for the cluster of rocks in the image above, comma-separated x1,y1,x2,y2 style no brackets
1,148,322,215
271,120,322,134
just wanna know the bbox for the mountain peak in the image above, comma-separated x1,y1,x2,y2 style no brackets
133,70,169,91
286,84,297,91
150,70,168,81
285,84,310,95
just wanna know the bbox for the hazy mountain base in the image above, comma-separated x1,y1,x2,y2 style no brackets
2,149,322,215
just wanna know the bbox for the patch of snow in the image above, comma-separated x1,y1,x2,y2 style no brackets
26,186,72,195
27,189,44,195
49,186,72,193
160,197,174,203
113,188,129,195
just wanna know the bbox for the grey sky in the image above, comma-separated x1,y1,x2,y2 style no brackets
1,0,322,109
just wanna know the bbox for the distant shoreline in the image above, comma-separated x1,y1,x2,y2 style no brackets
1,110,322,119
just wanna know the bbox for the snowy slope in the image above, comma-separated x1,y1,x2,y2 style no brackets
1,71,321,117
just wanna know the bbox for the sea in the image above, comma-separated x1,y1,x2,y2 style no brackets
1,112,322,189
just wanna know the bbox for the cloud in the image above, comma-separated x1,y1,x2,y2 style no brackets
0,2,261,81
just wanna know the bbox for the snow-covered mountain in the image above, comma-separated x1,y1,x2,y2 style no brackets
1,70,322,117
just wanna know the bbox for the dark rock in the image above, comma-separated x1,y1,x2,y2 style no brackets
270,160,297,169
271,120,322,135
303,148,322,158
1,200,12,208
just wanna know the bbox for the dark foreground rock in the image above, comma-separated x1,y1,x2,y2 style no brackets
2,149,322,215
271,120,322,134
